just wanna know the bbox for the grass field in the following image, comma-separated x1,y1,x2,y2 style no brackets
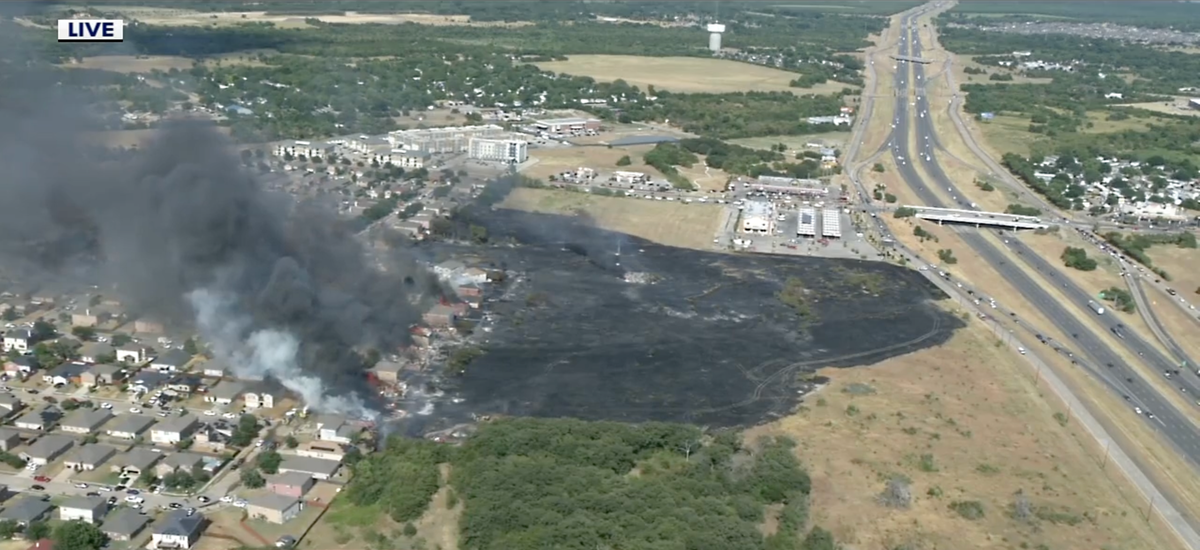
79,7,529,28
747,316,1181,550
1116,100,1200,118
1148,247,1200,306
533,55,850,94
61,53,272,73
729,132,852,153
524,144,662,181
1145,283,1200,362
499,188,722,250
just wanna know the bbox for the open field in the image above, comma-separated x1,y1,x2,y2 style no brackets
1148,247,1200,308
748,315,1181,550
60,53,271,73
949,55,1052,86
729,132,852,153
524,144,662,181
533,55,850,94
1147,283,1200,362
79,7,531,28
1117,100,1200,119
499,188,722,250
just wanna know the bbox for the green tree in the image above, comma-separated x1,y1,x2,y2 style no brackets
0,520,18,539
25,521,51,541
257,450,283,474
137,471,158,487
182,338,198,355
616,155,632,166
31,320,56,341
70,326,96,341
285,435,299,449
240,469,266,489
53,520,109,550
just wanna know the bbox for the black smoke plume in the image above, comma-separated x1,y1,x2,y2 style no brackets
0,66,441,418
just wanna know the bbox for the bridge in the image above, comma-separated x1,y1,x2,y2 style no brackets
907,206,1050,230
891,55,931,64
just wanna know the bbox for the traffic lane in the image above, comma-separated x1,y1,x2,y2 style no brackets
0,473,203,511
888,110,1200,456
1003,237,1195,386
1129,274,1198,370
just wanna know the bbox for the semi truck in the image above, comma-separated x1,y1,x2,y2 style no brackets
1088,300,1105,315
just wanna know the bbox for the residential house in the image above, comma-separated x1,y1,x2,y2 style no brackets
14,406,61,431
152,350,192,373
422,304,457,327
102,508,151,541
63,444,117,471
167,374,203,395
3,356,37,378
133,319,165,334
246,494,304,524
81,364,123,387
267,471,315,498
129,371,171,394
70,309,112,328
20,434,74,466
60,408,114,434
59,496,108,524
0,428,21,451
2,329,32,353
194,423,231,452
115,346,149,364
243,381,277,409
200,361,227,378
151,509,205,549
456,283,482,298
461,267,489,284
110,448,162,475
76,342,116,364
0,394,24,417
316,415,357,444
433,260,465,279
206,381,245,406
294,441,347,462
106,415,155,440
0,497,54,526
151,414,200,445
154,452,206,479
369,361,403,384
43,362,86,387
278,456,341,480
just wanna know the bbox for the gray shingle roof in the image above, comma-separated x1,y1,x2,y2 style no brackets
114,448,162,471
0,497,53,523
153,349,192,368
279,456,340,477
247,493,300,512
24,434,74,459
153,414,199,435
155,509,204,537
106,414,155,436
65,444,116,466
60,408,113,431
102,507,151,537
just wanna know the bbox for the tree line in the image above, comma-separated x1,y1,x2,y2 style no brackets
333,417,837,550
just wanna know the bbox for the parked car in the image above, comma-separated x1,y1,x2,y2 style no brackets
30,485,44,491
33,476,50,483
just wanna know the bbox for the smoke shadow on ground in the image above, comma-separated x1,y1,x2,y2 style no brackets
426,208,964,428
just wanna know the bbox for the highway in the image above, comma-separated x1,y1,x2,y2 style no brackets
843,5,1200,545
1128,274,1198,372
902,17,1200,458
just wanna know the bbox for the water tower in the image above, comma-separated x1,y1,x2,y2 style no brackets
707,23,725,53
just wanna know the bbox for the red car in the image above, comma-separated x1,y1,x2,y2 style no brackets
33,476,50,483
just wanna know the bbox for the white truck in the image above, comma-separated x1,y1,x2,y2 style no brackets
1088,300,1105,315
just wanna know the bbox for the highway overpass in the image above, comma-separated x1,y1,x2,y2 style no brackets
891,54,931,64
907,206,1050,229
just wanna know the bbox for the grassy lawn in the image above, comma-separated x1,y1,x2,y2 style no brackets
533,55,852,94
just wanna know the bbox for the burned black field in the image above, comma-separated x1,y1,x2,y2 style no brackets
432,210,963,428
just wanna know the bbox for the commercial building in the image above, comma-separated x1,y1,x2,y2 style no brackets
821,208,842,238
740,201,773,234
387,125,507,154
533,117,601,134
273,140,328,160
468,137,528,164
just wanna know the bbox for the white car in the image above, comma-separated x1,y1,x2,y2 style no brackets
75,483,88,489
220,495,234,503
100,402,113,409
204,410,217,417
125,495,144,504
129,408,141,414
222,413,237,420
97,486,111,492
234,500,248,508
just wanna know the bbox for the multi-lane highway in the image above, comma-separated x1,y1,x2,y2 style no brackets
900,17,1200,461
844,5,1200,545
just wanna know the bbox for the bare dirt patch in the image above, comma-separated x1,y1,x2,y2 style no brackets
499,188,722,250
729,132,852,154
1116,99,1200,119
747,319,1180,550
533,55,850,94
1148,247,1200,300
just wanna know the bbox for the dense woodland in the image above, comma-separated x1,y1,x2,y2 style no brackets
340,418,832,550
948,1,1200,32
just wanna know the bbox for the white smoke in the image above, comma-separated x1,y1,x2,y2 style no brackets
187,287,379,421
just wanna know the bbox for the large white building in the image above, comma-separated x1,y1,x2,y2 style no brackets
273,140,328,159
741,201,773,234
468,137,528,164
388,125,507,154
